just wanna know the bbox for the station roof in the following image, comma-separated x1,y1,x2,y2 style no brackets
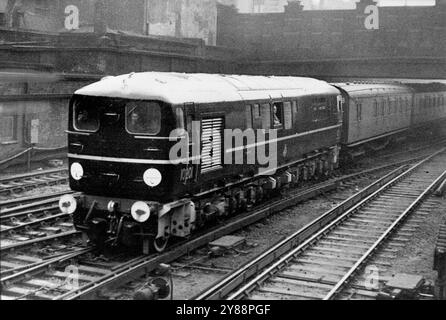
75,72,339,104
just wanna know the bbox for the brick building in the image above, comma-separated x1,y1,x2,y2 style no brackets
0,0,219,45
0,0,236,166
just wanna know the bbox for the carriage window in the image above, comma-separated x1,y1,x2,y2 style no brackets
73,100,100,132
356,102,362,121
373,100,378,117
126,101,161,135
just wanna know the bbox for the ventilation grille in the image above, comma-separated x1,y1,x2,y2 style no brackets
201,117,223,173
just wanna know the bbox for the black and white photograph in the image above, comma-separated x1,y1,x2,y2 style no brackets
0,0,445,307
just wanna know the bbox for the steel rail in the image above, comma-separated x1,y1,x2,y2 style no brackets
1,230,80,252
0,191,73,210
1,204,60,221
0,195,73,217
0,212,70,234
1,248,93,285
0,168,67,184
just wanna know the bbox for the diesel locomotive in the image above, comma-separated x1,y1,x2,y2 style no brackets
59,72,446,253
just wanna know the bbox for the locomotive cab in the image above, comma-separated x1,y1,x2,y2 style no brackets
64,94,183,252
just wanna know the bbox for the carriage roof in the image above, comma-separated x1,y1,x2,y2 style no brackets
75,72,339,105
333,82,414,98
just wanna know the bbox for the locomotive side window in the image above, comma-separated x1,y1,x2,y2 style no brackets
176,108,185,129
245,105,253,129
73,100,100,132
292,101,299,126
272,102,284,127
126,101,161,135
261,104,271,129
283,102,292,130
252,104,262,128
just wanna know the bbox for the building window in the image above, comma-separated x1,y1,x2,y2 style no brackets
0,115,18,143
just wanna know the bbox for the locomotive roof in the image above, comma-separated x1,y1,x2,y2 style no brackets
334,82,413,97
75,72,339,104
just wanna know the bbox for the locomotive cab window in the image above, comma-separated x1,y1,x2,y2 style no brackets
73,100,100,132
126,101,161,135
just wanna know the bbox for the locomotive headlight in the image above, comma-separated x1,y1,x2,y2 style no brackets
70,162,84,181
131,201,151,223
143,168,162,187
59,194,77,214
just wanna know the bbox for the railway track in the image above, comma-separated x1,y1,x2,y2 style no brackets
0,231,84,278
0,168,68,197
0,203,75,249
195,148,446,300
0,191,74,216
0,147,442,300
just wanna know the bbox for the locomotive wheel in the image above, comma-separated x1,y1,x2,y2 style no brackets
152,236,169,253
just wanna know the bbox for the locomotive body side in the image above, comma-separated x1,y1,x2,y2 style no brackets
61,72,343,252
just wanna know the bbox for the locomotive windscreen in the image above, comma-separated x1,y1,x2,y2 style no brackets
73,98,100,132
126,101,161,135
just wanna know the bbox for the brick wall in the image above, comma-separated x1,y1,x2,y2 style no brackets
217,0,446,61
